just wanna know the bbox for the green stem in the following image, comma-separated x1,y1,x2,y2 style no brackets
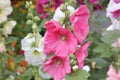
0,53,5,80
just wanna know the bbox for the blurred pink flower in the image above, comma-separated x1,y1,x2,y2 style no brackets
89,0,98,4
0,43,6,53
117,38,120,48
37,0,64,18
43,56,71,80
114,0,120,3
106,65,120,80
45,20,61,32
111,9,120,19
70,5,90,44
75,42,91,68
44,21,77,57
93,4,102,10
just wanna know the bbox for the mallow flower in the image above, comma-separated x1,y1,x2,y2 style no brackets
44,20,77,57
106,65,120,80
43,56,71,80
70,5,90,44
0,0,13,24
21,33,43,51
24,48,46,66
106,0,120,30
75,42,91,68
3,20,16,37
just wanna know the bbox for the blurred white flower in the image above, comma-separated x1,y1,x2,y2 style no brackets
53,6,75,21
82,65,90,72
106,0,120,30
24,48,46,66
0,0,13,24
38,66,51,79
106,0,120,18
21,33,43,51
3,21,16,37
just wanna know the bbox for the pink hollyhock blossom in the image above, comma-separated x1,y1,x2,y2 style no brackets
70,5,90,44
89,0,98,4
44,21,77,56
43,56,71,80
114,0,120,3
106,65,120,80
45,20,61,32
75,42,91,68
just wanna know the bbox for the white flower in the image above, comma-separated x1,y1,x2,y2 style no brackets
24,48,46,66
0,0,13,24
38,66,51,79
82,65,90,72
53,6,75,21
21,33,43,51
106,0,120,18
3,20,16,37
106,0,120,30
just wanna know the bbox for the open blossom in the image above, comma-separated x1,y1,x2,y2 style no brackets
70,5,90,44
75,42,91,68
43,56,71,80
21,33,46,66
3,20,16,37
106,0,120,30
106,65,120,80
106,0,120,19
21,33,43,51
24,48,46,66
0,0,13,24
44,20,77,57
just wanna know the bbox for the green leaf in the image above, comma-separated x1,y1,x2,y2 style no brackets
93,43,112,58
66,70,90,80
102,30,120,44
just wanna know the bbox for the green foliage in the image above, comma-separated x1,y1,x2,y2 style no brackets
93,43,112,58
102,30,120,44
66,70,90,80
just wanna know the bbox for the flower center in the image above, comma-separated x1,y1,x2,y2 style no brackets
61,35,67,41
57,60,63,65
30,41,38,48
32,50,40,56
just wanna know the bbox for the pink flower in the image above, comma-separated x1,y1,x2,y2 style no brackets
75,42,91,68
70,5,90,44
0,43,6,53
89,0,98,4
117,38,120,48
37,0,64,18
44,20,77,57
43,56,71,80
106,65,120,80
114,0,120,3
45,20,61,32
111,9,120,19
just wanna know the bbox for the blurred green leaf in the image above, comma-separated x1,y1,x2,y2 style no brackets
66,70,90,80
